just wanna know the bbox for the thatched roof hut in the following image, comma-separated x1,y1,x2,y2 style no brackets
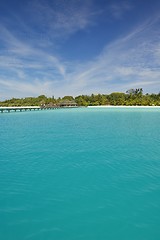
59,100,77,107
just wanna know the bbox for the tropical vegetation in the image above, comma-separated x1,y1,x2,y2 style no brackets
0,89,160,107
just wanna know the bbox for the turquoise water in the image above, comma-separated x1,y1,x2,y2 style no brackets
0,107,160,240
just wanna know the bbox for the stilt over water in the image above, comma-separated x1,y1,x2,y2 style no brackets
0,106,59,113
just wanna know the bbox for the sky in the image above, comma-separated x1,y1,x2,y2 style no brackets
0,0,160,99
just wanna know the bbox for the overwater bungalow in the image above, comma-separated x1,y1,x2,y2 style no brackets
59,100,77,107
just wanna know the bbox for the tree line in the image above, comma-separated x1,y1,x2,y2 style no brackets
0,89,160,107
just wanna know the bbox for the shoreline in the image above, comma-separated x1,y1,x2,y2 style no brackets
1,105,160,113
87,105,160,108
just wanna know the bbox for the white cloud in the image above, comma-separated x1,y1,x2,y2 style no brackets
0,7,160,99
0,78,54,99
0,24,66,73
25,0,96,39
61,16,160,95
0,23,67,99
109,1,133,19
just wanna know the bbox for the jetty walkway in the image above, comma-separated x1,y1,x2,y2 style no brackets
0,106,59,113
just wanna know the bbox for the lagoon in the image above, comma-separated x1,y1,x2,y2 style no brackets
0,107,160,240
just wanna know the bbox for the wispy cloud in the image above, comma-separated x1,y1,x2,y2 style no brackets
0,2,160,99
0,22,66,71
0,0,99,99
0,22,67,98
25,0,97,39
1,15,160,99
109,1,133,19
63,16,160,95
0,78,54,99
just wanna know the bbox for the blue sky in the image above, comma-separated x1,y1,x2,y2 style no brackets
0,0,160,99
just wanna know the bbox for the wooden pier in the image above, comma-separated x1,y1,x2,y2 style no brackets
0,106,59,113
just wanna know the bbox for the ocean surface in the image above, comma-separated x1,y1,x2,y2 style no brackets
0,107,160,240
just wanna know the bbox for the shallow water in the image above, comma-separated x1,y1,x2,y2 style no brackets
0,108,160,240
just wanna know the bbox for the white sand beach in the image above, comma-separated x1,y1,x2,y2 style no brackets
88,105,160,108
